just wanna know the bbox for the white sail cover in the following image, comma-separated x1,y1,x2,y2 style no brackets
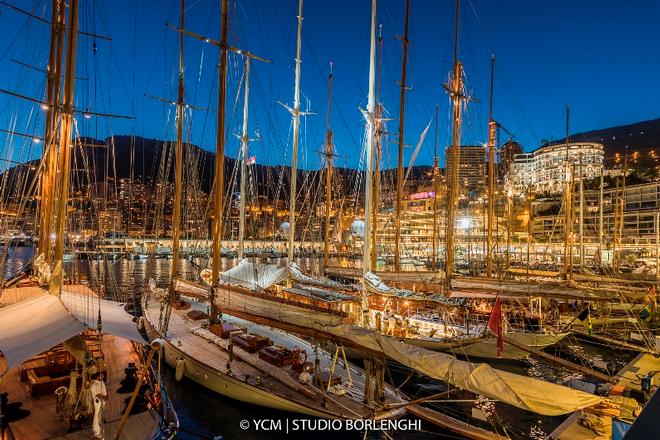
0,291,145,375
0,293,84,373
327,325,602,415
364,272,465,306
220,259,288,290
287,262,354,290
61,291,145,344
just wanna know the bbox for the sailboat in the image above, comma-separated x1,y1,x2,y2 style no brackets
174,0,484,355
0,1,177,438
141,0,408,419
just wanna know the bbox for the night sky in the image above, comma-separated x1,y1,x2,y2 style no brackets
1,0,660,171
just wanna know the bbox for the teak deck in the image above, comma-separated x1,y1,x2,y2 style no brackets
0,285,162,440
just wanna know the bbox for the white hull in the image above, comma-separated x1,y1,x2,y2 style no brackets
457,331,571,360
142,292,406,419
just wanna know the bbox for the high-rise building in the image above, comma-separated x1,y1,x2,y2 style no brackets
444,145,486,192
499,140,523,176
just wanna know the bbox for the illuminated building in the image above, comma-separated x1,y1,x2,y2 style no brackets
506,142,604,196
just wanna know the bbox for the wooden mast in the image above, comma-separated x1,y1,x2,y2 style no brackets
38,0,65,262
486,54,496,277
237,57,251,260
394,0,410,272
49,0,78,295
370,24,383,271
563,105,572,280
166,0,186,316
287,0,304,263
598,169,603,268
578,153,584,272
236,52,269,260
361,0,377,326
445,0,464,290
323,62,334,270
210,0,229,325
432,104,440,269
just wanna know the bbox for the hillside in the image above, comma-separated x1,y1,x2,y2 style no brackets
547,117,660,166
1,135,432,201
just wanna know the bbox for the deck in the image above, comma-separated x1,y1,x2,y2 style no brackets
145,293,406,418
0,285,162,440
549,353,660,439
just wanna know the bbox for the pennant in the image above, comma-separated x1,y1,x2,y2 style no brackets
577,307,590,322
487,295,504,358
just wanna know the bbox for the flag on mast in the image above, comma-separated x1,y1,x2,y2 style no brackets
487,295,504,358
247,155,256,165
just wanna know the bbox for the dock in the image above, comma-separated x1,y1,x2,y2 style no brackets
548,352,660,439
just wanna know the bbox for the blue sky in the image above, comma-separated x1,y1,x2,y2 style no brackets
1,0,660,172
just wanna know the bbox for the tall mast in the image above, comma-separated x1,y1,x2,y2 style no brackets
49,0,78,295
168,0,186,299
39,0,65,262
486,54,496,278
432,104,440,270
562,105,571,279
361,0,377,326
371,24,383,271
445,0,464,290
394,0,410,272
210,0,229,325
323,62,334,270
598,169,604,267
578,153,584,272
237,58,251,260
287,0,304,263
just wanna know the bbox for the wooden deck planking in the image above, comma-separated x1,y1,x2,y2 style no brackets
146,294,405,417
1,326,158,439
549,353,660,439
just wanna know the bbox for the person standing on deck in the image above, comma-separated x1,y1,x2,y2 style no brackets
91,372,108,439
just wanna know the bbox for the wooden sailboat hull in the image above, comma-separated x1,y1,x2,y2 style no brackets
456,331,571,360
174,278,349,329
142,292,407,420
177,278,483,353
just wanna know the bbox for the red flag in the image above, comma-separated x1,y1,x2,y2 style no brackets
247,155,256,165
487,296,504,358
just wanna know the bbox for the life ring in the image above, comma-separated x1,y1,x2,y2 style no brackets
175,358,186,381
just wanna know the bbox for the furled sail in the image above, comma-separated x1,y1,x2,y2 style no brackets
364,272,466,306
327,325,602,415
220,259,288,290
287,262,354,290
